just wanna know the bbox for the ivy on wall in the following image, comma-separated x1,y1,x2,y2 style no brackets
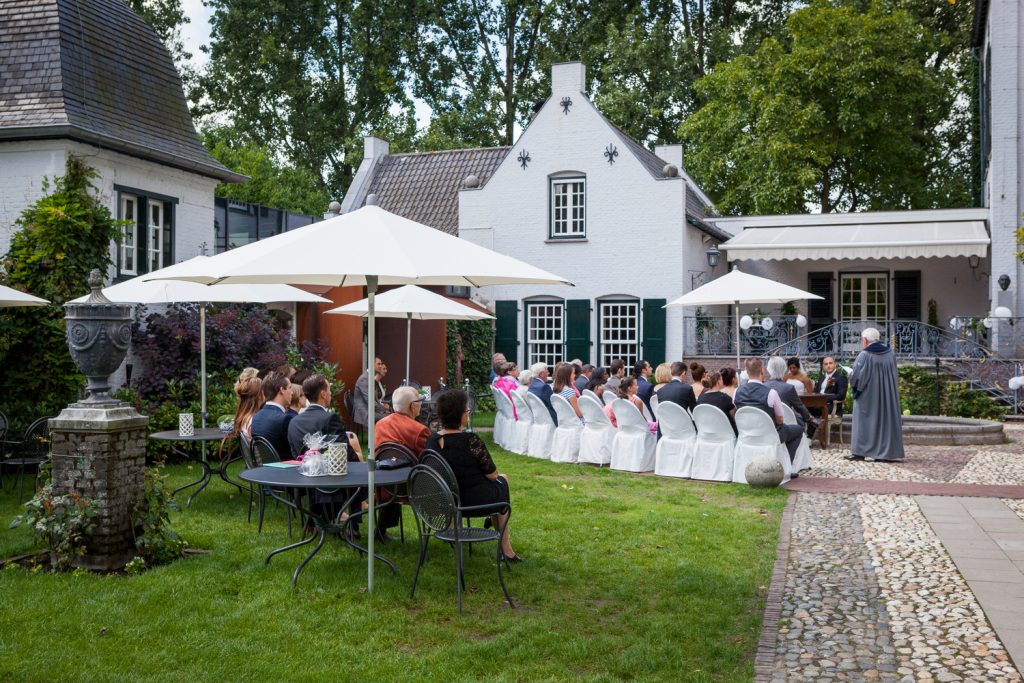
445,318,494,398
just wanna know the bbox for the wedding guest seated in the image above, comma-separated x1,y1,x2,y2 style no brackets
604,376,657,432
493,361,519,398
586,366,609,399
374,386,429,537
720,366,739,401
231,368,263,442
605,359,626,395
516,369,534,395
689,362,707,400
766,356,812,430
552,363,583,422
652,363,672,393
736,358,803,465
489,353,506,384
250,371,294,459
528,362,557,423
634,359,654,412
656,361,696,411
288,382,308,416
574,364,594,394
427,389,520,561
696,371,737,435
784,357,813,395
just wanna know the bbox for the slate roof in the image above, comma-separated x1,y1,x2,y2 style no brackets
365,147,511,235
0,0,244,182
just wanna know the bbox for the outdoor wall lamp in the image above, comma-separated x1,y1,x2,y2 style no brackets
968,254,981,270
739,315,775,331
994,305,1014,326
705,245,721,269
999,274,1011,291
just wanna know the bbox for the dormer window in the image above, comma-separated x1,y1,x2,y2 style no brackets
549,174,586,239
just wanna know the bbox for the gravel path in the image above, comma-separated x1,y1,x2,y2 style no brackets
768,493,1021,682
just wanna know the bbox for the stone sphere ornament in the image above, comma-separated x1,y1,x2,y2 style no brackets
745,455,785,488
64,269,133,403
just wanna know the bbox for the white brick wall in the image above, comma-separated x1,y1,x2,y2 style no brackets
0,139,218,277
459,63,703,367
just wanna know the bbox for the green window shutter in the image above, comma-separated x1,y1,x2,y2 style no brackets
565,299,591,363
893,271,921,320
807,272,833,331
642,298,667,366
494,300,519,363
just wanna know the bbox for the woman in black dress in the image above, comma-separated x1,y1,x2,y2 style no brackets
425,389,521,561
696,370,737,435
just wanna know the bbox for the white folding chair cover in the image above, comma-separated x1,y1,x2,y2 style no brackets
508,391,533,454
654,401,697,478
578,395,614,465
610,399,656,472
781,403,814,472
602,391,616,406
581,388,600,403
734,407,791,484
491,387,514,449
524,392,555,460
691,404,736,482
549,394,582,464
649,393,659,414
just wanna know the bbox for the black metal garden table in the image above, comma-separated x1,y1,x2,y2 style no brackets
240,462,412,587
149,428,234,506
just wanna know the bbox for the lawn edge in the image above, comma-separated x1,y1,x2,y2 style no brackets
753,491,796,683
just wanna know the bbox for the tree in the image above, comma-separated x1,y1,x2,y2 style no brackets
680,4,974,214
196,0,418,198
201,126,332,215
0,156,123,428
407,0,549,147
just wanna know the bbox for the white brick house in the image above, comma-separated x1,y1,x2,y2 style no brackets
345,62,725,371
0,0,243,281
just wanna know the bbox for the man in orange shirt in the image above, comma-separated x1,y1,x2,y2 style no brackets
374,386,429,540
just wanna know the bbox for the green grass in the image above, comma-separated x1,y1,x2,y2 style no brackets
0,437,787,682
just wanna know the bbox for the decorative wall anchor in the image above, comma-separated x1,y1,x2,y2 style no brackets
560,96,572,114
604,143,619,165
517,149,531,170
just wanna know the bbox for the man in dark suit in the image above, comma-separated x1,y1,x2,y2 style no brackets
765,356,812,429
814,356,848,416
656,361,696,411
574,364,594,394
634,359,654,413
288,375,352,459
250,372,294,459
527,361,557,424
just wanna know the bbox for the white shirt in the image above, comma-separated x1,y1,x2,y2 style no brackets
818,371,835,393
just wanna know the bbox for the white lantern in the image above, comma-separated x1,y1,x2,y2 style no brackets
795,314,807,328
948,317,960,330
983,317,994,329
1009,376,1024,391
178,413,194,437
739,315,753,331
994,306,1013,319
325,442,348,476
761,316,774,330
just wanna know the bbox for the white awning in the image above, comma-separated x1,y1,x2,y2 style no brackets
721,221,989,261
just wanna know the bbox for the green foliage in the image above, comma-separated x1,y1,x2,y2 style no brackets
446,319,495,410
897,365,1005,420
284,345,345,399
0,156,124,432
680,4,974,214
200,125,331,215
11,487,97,571
131,468,187,565
927,299,939,328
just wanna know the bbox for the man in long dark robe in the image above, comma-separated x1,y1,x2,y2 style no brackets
848,328,905,461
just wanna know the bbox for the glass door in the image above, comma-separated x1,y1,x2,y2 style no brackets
840,274,888,354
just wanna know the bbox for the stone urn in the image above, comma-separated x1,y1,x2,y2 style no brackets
745,455,785,488
64,269,132,403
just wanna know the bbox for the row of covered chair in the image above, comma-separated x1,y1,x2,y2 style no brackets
491,387,812,484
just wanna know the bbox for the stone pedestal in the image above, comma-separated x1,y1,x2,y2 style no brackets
49,401,149,571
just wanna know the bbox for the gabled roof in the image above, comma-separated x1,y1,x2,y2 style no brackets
0,0,244,182
364,147,510,235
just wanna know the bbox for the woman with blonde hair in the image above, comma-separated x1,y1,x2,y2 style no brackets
652,363,672,392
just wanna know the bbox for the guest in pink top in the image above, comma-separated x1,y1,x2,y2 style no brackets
493,361,520,417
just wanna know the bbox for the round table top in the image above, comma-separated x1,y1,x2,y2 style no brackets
149,427,228,442
240,461,411,489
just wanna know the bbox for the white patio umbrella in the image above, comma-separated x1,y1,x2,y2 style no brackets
71,256,329,428
666,265,823,368
324,285,494,385
145,201,572,591
0,284,49,307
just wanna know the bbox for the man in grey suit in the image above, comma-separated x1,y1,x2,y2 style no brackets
352,357,390,428
574,364,594,393
765,356,812,429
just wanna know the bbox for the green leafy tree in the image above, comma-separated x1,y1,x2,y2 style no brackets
680,4,974,214
196,0,418,198
0,156,123,428
201,125,331,215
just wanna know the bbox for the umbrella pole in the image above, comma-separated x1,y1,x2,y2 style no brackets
366,276,378,593
734,301,740,369
406,313,411,386
201,304,207,429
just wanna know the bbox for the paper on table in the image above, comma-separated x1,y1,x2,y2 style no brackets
264,462,298,468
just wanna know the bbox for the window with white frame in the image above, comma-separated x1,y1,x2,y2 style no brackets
549,176,586,239
526,301,565,372
599,300,640,370
116,188,174,279
119,194,138,275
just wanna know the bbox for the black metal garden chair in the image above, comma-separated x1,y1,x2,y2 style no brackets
1,416,53,503
406,465,513,614
374,441,419,542
250,435,296,536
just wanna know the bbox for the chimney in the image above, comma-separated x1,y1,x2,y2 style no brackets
655,144,683,169
364,136,389,159
551,61,586,95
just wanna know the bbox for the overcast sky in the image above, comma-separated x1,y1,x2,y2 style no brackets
181,0,213,70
